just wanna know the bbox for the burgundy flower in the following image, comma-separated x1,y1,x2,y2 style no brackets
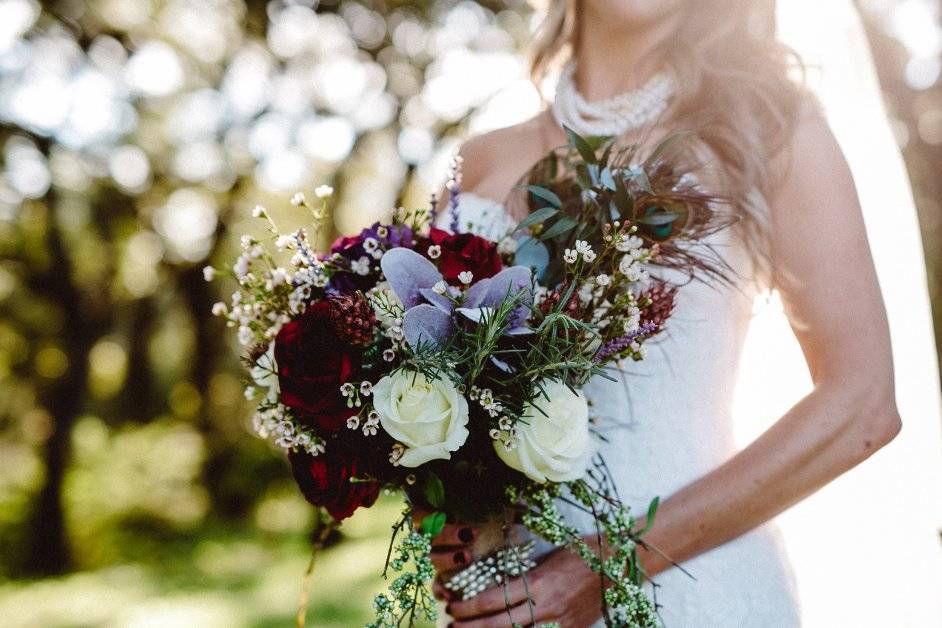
274,301,361,431
427,228,502,285
330,234,364,256
289,445,379,521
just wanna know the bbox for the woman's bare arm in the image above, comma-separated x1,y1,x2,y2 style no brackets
634,114,900,576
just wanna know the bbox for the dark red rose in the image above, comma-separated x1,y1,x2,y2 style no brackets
289,445,379,521
428,228,502,285
274,301,360,430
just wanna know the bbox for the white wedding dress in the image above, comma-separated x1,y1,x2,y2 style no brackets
445,193,801,627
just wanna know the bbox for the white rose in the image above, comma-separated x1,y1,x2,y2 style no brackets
496,380,595,483
373,371,469,467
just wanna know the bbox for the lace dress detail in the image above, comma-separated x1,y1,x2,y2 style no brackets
447,193,801,628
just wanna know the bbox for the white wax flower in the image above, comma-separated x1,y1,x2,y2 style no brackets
372,371,469,467
496,379,595,483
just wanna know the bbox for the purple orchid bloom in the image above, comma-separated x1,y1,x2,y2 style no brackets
380,248,533,348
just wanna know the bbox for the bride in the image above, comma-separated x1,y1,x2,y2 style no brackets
421,0,937,626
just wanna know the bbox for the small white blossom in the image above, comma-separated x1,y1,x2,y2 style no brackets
363,423,378,436
244,386,256,400
582,249,597,263
233,256,250,280
563,249,578,265
575,240,592,254
427,244,441,259
489,428,501,440
268,268,287,288
376,226,389,238
347,416,360,430
211,302,228,316
383,348,396,362
360,381,373,396
498,416,513,431
237,326,253,345
240,235,254,249
615,234,644,253
596,273,611,287
290,192,306,206
314,185,333,199
619,255,647,283
458,271,473,285
363,237,379,253
252,205,266,218
275,235,293,250
351,256,371,276
340,382,356,397
498,237,518,256
432,280,448,295
203,266,216,281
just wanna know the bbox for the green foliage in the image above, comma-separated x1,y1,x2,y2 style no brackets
423,473,445,510
370,512,438,628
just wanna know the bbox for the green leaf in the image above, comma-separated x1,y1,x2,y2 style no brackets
515,206,559,232
514,236,550,278
424,472,445,509
539,216,579,240
523,185,562,208
642,496,660,534
627,167,654,194
637,210,683,227
421,511,446,537
600,168,617,191
563,125,598,166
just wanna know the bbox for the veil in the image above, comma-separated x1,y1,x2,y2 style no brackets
732,1,942,625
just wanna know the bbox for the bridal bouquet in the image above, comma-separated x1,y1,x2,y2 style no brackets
208,130,729,627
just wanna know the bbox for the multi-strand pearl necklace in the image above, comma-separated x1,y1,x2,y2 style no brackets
551,61,676,137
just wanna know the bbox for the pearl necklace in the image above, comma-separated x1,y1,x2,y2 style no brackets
552,61,676,137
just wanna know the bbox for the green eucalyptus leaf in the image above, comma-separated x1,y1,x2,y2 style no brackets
540,216,579,240
523,185,562,208
637,210,683,226
421,511,446,537
587,163,601,187
424,472,445,509
600,168,617,191
514,236,551,278
564,125,598,165
515,207,559,232
628,167,654,194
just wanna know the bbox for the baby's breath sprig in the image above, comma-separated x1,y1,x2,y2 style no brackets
368,510,438,628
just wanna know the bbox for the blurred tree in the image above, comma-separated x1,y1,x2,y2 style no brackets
0,0,533,577
857,0,942,381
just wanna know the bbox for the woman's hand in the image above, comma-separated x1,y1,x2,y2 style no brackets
412,509,477,590
445,548,603,627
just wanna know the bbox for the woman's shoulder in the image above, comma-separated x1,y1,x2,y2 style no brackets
456,111,557,202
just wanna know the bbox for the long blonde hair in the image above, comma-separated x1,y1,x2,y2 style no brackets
530,0,807,276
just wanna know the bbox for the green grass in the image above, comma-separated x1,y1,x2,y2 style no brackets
0,495,438,628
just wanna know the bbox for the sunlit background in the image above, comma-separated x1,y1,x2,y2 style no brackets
0,1,939,626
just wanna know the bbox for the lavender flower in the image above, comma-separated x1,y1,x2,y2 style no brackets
595,322,659,363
